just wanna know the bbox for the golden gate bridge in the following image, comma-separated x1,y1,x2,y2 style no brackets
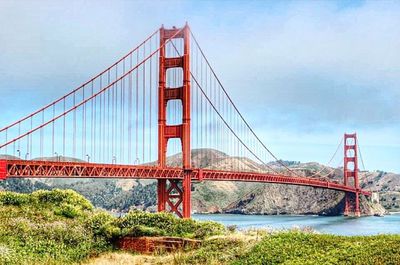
0,24,370,218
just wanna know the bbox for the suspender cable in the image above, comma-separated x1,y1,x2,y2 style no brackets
106,71,112,160
128,55,132,164
40,110,44,157
52,103,55,156
98,77,102,162
149,40,153,162
63,98,66,157
121,61,125,162
91,81,94,161
82,85,86,160
93,86,97,161
136,51,139,163
143,45,146,163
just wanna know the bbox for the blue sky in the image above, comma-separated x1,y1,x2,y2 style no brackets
0,0,399,172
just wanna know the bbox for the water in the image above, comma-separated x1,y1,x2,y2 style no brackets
192,213,400,236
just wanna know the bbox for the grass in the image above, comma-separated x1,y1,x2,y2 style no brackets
82,231,400,265
233,231,400,265
162,229,400,265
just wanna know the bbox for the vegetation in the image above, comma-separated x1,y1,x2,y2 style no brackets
86,229,400,264
117,210,225,239
1,189,400,265
0,189,225,264
179,234,258,264
0,189,108,264
233,232,400,265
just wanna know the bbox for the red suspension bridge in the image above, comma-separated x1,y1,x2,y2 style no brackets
0,24,370,218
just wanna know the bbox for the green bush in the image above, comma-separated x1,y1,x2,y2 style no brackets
0,192,30,206
117,210,226,239
31,189,93,211
192,220,224,239
0,190,107,265
86,211,120,240
54,203,81,218
121,225,166,237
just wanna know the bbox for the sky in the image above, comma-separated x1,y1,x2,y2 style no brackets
0,0,399,172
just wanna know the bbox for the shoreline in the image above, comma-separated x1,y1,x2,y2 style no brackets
195,212,384,217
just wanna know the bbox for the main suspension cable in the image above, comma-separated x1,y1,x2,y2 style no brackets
0,29,183,151
0,29,160,134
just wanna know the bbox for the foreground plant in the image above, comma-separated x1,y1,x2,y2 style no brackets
0,189,226,264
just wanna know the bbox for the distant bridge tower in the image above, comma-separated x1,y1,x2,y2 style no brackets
344,133,360,217
157,24,192,218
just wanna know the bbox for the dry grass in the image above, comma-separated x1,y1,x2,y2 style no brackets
83,233,259,265
84,252,176,265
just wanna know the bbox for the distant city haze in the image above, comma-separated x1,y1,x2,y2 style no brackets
0,0,399,172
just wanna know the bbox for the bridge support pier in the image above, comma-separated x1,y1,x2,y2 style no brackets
157,175,191,218
157,179,167,212
355,192,360,217
344,192,360,217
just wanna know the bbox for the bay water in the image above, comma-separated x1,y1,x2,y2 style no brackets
193,213,400,236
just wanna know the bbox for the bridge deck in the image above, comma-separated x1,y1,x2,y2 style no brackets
0,160,370,196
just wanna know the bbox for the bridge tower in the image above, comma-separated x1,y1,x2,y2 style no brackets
157,24,192,218
343,133,360,217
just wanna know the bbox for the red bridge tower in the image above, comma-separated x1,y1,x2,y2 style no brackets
344,133,360,217
157,24,192,218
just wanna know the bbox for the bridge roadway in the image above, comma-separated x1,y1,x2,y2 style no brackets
0,159,371,196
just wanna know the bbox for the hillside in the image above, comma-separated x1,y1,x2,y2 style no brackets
0,149,395,215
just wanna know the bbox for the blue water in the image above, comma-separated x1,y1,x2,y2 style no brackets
192,213,400,236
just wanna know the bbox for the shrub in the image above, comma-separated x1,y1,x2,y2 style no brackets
32,189,93,211
121,225,166,237
0,192,30,206
86,211,120,240
54,203,81,218
0,190,108,264
117,210,225,239
194,220,226,239
182,237,249,264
